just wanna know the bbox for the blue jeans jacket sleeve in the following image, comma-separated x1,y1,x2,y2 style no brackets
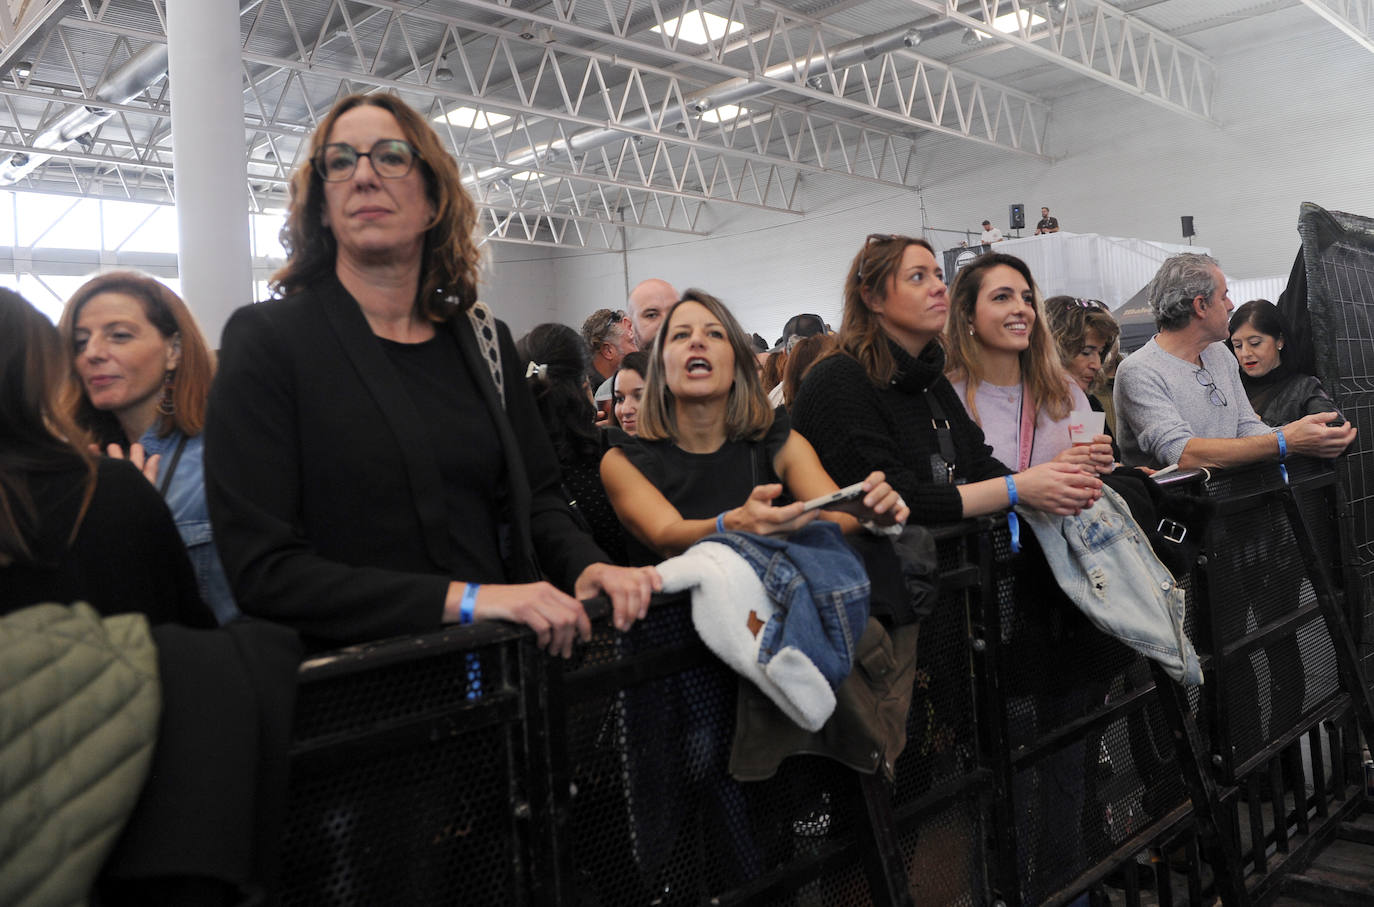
1018,486,1201,686
712,521,870,690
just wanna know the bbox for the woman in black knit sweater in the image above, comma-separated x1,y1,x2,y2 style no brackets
791,235,1101,523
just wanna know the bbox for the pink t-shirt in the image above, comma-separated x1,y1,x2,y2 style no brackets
949,376,1090,470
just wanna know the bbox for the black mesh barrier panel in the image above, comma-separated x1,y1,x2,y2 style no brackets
279,637,522,906
982,514,1201,905
561,598,879,905
1199,461,1343,773
900,799,986,905
270,466,1365,905
890,575,979,807
1298,203,1374,676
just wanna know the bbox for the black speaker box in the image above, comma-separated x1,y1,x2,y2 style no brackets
1010,203,1025,230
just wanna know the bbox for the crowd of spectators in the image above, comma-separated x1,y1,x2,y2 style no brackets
0,91,1355,904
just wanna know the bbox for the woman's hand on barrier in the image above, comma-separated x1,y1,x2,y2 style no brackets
450,581,592,658
728,484,818,536
1051,436,1115,475
98,441,162,485
575,563,663,633
1014,461,1102,515
1283,412,1357,459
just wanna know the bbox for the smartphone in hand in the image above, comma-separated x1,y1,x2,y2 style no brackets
800,482,867,513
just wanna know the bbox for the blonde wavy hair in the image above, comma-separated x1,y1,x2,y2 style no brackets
271,93,483,317
944,252,1072,424
635,289,774,443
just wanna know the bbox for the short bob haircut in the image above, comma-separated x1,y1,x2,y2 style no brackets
59,270,216,445
837,234,939,387
1043,295,1121,393
945,252,1073,424
635,289,774,443
0,288,96,565
1150,252,1221,332
271,92,482,317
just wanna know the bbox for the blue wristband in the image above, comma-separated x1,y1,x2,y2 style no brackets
1004,475,1022,553
715,511,728,533
1275,429,1290,485
460,582,480,624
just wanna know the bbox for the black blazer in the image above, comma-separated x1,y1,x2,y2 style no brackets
205,274,606,647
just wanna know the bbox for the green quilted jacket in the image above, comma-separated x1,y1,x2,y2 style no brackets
0,603,160,907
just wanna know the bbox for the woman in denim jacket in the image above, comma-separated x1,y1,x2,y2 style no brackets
60,271,237,624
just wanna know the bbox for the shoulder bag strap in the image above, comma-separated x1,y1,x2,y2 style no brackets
157,433,191,498
923,390,958,484
465,300,505,410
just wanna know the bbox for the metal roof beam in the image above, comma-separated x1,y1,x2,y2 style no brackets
1297,0,1374,53
904,0,1217,123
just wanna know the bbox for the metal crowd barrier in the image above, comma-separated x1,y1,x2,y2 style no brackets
274,458,1370,906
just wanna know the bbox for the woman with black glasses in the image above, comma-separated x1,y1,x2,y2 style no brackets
206,94,659,652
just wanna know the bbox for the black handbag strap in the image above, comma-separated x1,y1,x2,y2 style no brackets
923,390,957,484
157,433,191,498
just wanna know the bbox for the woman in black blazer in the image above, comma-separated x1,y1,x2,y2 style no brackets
205,94,658,654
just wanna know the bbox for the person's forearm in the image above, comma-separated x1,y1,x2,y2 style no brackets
635,516,721,558
1177,434,1278,469
956,477,1011,519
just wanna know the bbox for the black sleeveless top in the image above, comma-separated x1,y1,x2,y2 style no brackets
610,411,792,565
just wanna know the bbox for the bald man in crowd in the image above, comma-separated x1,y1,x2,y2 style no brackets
626,278,677,348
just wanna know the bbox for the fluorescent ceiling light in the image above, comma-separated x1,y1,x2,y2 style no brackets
700,104,745,123
650,12,743,46
991,10,1046,33
507,170,541,181
433,106,511,129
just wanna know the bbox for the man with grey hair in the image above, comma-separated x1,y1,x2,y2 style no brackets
626,278,677,348
1115,252,1355,468
581,307,637,385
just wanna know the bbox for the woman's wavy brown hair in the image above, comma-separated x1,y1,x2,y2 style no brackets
0,289,96,566
944,252,1073,425
270,92,482,317
835,234,938,386
1043,295,1121,394
59,271,215,446
636,289,774,443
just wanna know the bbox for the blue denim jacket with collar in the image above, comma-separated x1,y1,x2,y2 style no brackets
138,427,239,624
1018,484,1201,685
712,521,870,690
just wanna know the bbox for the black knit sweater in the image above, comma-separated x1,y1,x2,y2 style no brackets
791,338,1009,525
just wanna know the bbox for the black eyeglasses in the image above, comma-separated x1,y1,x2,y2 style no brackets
314,140,421,181
1195,367,1228,406
1072,298,1105,309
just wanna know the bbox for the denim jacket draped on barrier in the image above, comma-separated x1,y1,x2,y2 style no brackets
655,521,871,731
1017,484,1203,686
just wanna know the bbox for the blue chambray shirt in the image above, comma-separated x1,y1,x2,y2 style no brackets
138,426,239,624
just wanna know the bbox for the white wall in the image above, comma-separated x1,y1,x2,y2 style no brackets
485,16,1374,342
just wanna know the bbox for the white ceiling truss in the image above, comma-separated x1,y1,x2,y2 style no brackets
1296,0,1374,52
0,0,1331,249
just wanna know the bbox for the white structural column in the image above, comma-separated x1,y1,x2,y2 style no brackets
167,1,251,345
